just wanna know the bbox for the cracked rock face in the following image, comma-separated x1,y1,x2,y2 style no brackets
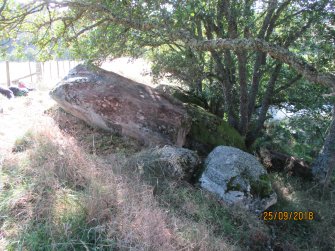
200,146,277,212
50,64,191,147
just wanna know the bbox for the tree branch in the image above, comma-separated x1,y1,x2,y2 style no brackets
0,0,7,18
34,0,335,90
187,38,335,88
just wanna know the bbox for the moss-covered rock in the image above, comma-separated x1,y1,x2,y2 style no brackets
184,104,245,154
250,174,273,198
156,84,245,154
125,145,201,183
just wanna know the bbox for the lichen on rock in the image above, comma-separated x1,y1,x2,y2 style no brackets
126,145,201,182
200,146,277,212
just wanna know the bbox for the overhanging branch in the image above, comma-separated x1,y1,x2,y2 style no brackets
187,38,335,88
38,0,335,89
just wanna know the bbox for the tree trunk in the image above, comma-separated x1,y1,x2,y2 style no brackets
258,148,312,179
246,63,282,148
248,53,267,120
210,50,238,128
237,52,249,135
312,104,335,185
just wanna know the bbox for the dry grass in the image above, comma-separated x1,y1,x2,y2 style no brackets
0,117,240,250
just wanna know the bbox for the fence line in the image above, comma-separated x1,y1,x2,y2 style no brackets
0,60,80,89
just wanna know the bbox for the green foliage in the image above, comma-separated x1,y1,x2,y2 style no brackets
227,177,242,191
256,110,331,162
12,130,34,153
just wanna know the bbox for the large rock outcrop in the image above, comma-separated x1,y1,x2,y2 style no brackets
200,146,277,212
50,64,191,147
50,64,245,151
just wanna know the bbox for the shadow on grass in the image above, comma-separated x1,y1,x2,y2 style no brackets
265,173,335,250
45,106,143,156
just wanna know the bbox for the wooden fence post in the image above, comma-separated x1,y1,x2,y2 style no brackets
28,61,33,82
49,61,52,79
62,60,65,76
36,62,42,83
6,61,10,86
56,60,60,79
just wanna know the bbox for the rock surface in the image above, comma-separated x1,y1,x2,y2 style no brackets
128,145,201,181
50,64,191,146
156,85,245,155
200,146,277,212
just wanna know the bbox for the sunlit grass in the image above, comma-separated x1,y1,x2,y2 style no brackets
0,122,239,250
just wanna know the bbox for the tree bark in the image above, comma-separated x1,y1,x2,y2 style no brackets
211,50,238,128
312,103,335,185
246,63,282,147
237,52,249,135
248,53,267,120
188,37,335,89
258,148,312,179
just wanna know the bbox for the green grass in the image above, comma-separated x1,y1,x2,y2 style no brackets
266,173,335,250
12,130,35,153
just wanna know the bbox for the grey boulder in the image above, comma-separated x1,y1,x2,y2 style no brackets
128,145,201,181
200,146,277,212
